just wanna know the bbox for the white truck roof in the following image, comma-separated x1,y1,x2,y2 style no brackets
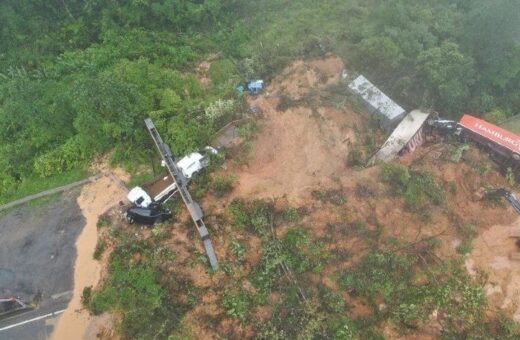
177,152,204,178
348,75,406,121
127,186,153,208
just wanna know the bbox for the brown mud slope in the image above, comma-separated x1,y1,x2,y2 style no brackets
189,57,520,337
467,217,520,322
53,174,126,340
191,142,520,338
233,55,370,204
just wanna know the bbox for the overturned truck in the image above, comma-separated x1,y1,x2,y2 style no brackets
428,114,520,175
457,115,520,167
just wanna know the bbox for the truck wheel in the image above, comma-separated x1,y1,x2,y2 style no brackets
126,215,135,224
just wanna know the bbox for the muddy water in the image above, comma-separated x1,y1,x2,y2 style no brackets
52,175,126,339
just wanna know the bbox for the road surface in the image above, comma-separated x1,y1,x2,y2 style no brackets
0,191,85,339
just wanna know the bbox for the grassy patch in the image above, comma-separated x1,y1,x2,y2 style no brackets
380,162,445,213
336,247,499,335
346,148,364,167
96,215,112,229
283,206,300,222
211,175,237,197
0,168,88,205
126,171,155,190
93,239,106,260
235,121,261,165
221,287,252,321
86,231,181,339
311,189,346,205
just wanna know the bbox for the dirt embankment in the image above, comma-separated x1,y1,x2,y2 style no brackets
231,55,369,204
466,218,520,322
401,146,520,319
52,173,127,340
190,56,516,337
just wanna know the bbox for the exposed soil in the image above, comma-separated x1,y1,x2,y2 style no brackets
195,54,218,87
179,56,520,338
52,173,127,340
466,218,520,322
231,54,369,204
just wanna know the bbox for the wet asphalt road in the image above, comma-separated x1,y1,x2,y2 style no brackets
0,191,84,339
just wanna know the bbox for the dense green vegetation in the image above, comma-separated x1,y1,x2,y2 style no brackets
0,0,248,202
1,0,519,202
84,220,183,339
380,162,445,212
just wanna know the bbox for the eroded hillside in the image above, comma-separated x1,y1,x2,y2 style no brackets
86,57,520,339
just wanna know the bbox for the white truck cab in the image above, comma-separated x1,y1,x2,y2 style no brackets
128,146,218,208
127,186,154,208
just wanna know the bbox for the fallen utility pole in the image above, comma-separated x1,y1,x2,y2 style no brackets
144,118,219,270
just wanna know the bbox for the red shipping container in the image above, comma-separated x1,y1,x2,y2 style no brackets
459,114,520,154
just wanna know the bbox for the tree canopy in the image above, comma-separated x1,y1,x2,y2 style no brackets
1,0,519,201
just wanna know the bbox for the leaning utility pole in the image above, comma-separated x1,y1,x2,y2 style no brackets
144,118,218,270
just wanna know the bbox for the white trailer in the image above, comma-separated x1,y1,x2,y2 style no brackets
367,110,430,165
347,74,406,131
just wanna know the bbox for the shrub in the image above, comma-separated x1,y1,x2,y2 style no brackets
230,241,246,262
380,163,445,212
283,228,310,248
256,321,288,340
249,200,273,236
238,121,260,141
380,162,410,194
311,189,346,205
329,317,358,339
96,216,111,229
483,109,507,124
364,134,378,155
319,286,346,313
205,99,236,122
228,199,249,227
212,175,237,196
251,240,287,296
81,286,93,308
276,95,299,111
338,251,415,301
346,148,364,167
393,303,423,326
506,167,516,186
209,59,239,85
93,239,106,260
222,288,252,321
284,206,300,222
283,227,329,274
34,137,91,177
